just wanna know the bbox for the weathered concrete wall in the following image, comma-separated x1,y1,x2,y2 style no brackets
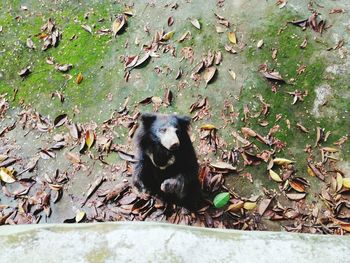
0,222,349,263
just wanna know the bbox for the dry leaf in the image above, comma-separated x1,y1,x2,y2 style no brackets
200,124,216,130
210,161,236,171
190,18,201,29
203,67,216,85
273,158,294,165
257,39,264,48
0,167,16,183
343,178,350,188
286,193,306,200
226,201,244,212
269,169,282,182
81,24,93,34
243,202,257,210
228,32,237,44
112,15,126,37
289,180,306,192
76,73,83,84
85,130,95,149
161,31,175,41
75,210,86,222
228,69,236,80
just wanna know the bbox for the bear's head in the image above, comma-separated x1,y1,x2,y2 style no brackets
140,113,191,152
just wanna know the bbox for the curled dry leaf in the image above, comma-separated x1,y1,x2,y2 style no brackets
226,201,244,212
243,202,257,210
85,130,95,149
210,161,236,171
257,39,264,48
55,64,73,72
289,180,305,192
343,178,350,188
65,152,81,164
203,67,216,85
0,167,16,183
286,193,306,201
132,52,151,69
68,123,79,139
161,31,175,41
228,69,236,80
76,73,83,84
241,127,257,137
336,173,343,192
269,169,282,182
81,24,93,34
53,114,67,128
112,15,126,37
200,124,216,130
273,158,294,165
228,32,237,44
178,31,191,42
18,67,31,77
167,16,174,26
75,210,86,222
262,71,285,82
40,149,56,159
26,38,35,49
190,18,201,29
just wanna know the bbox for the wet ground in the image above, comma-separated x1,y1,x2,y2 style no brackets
0,0,350,233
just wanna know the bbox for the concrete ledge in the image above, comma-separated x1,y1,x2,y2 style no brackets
0,222,349,263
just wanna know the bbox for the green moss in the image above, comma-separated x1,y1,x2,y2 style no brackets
0,1,125,120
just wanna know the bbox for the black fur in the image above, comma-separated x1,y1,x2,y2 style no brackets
132,113,201,210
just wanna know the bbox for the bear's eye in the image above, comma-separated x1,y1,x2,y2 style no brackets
159,128,167,133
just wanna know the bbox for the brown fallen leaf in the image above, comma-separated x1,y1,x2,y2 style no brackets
26,38,35,49
82,176,105,206
289,180,306,192
112,15,126,37
258,198,273,216
168,16,174,26
203,67,217,86
65,152,81,164
55,64,72,72
261,71,285,82
53,114,67,128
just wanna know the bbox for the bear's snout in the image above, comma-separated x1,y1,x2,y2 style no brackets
159,127,180,151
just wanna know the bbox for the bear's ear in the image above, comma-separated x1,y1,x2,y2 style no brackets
140,113,156,128
177,116,191,129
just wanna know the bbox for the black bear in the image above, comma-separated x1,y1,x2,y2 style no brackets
132,113,201,209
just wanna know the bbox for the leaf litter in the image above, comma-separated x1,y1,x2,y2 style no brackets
1,1,349,235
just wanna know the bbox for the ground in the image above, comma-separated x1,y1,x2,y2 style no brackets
0,0,350,233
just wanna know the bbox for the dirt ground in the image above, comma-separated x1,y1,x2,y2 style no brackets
0,0,350,234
